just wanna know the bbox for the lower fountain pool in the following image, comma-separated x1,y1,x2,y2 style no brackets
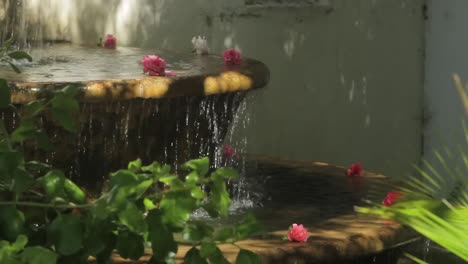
94,157,417,264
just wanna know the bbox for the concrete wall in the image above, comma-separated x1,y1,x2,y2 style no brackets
18,0,425,177
424,1,468,189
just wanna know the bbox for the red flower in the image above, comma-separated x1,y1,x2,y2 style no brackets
141,55,166,76
382,191,401,207
104,34,117,49
222,49,242,65
223,144,236,158
287,224,308,243
346,162,363,177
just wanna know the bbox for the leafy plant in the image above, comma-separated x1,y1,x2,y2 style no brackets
356,74,468,263
0,45,262,263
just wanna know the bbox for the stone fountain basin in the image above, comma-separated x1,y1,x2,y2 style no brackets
98,157,417,264
0,44,270,191
1,44,269,103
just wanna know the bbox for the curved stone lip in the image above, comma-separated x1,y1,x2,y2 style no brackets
9,57,270,104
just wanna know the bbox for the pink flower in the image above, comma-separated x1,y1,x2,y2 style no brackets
222,49,242,65
142,55,166,76
104,34,117,49
382,191,401,207
223,144,236,158
287,224,308,243
346,162,363,177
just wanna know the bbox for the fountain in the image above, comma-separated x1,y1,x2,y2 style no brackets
0,1,420,263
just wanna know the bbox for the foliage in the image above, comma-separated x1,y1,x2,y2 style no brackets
356,75,468,263
0,46,261,263
0,36,32,74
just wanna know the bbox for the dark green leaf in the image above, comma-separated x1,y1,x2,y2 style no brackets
208,247,230,264
213,227,235,243
21,247,58,264
116,231,145,260
147,210,177,262
183,157,210,177
7,62,20,73
48,214,83,256
50,93,79,132
24,100,46,116
0,79,10,107
12,168,34,195
0,206,26,242
183,247,208,264
235,213,262,240
83,217,116,257
7,51,32,62
200,242,216,258
235,249,261,264
11,120,37,143
118,203,147,234
160,191,196,227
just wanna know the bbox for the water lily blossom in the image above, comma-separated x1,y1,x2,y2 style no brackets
382,191,401,207
287,224,308,243
346,162,363,177
103,34,117,49
192,36,209,55
223,48,242,65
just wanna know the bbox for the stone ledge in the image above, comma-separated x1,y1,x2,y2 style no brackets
9,58,269,104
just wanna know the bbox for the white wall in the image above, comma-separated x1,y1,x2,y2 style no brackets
19,0,425,177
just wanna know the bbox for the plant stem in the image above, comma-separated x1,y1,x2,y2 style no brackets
0,201,92,209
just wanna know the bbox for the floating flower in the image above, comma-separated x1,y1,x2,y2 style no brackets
346,162,363,177
223,144,236,158
287,224,308,243
192,36,209,55
142,55,166,76
222,48,242,65
103,34,117,49
382,191,401,207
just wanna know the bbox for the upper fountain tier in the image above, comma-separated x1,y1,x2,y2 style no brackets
1,44,270,103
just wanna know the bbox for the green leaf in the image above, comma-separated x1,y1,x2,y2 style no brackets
212,167,240,181
11,120,37,143
24,100,46,116
12,168,35,195
213,227,235,243
183,247,208,264
0,235,27,264
200,242,216,258
7,51,32,62
116,231,145,260
41,170,66,198
50,93,79,132
208,247,230,264
64,179,86,204
7,62,21,73
183,222,214,242
160,191,197,227
48,214,83,256
0,79,11,108
144,198,157,210
191,187,205,200
235,213,262,240
183,157,210,177
128,159,142,172
118,203,147,234
83,217,116,257
208,171,231,217
21,247,58,264
0,206,26,242
147,210,177,262
235,249,261,264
